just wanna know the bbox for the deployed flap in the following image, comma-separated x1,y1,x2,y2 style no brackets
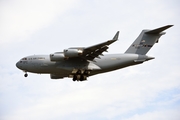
145,25,173,34
82,31,119,60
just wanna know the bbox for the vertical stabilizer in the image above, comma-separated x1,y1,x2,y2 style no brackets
125,25,173,55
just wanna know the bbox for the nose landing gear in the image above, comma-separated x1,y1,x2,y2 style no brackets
24,72,28,77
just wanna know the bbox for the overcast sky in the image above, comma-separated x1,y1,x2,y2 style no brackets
0,0,180,120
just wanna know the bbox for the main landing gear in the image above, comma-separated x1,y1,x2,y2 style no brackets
72,70,91,81
73,75,87,81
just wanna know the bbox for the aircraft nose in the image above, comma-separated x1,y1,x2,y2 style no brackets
16,61,21,69
16,61,19,68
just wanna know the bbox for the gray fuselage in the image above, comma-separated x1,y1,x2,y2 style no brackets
16,53,154,78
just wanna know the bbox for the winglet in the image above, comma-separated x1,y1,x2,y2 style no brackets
145,25,173,34
112,31,119,40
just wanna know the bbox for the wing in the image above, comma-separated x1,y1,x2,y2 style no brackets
82,31,119,60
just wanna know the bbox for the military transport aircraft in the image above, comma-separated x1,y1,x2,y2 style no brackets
16,25,173,81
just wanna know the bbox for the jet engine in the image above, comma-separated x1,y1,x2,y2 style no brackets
64,48,83,58
50,53,64,61
50,48,84,61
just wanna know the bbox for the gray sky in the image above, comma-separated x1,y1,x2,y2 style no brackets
0,0,180,120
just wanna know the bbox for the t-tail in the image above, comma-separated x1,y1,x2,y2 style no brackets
125,25,173,55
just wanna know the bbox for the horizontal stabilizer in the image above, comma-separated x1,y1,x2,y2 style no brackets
145,25,173,34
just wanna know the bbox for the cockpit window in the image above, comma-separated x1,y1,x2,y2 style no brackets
21,58,27,60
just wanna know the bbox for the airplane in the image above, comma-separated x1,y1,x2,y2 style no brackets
16,25,173,81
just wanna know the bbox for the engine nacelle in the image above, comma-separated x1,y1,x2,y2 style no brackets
50,74,64,79
64,48,83,58
50,53,64,61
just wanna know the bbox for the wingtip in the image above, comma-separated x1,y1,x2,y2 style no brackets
168,25,174,26
166,25,174,28
112,31,119,40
